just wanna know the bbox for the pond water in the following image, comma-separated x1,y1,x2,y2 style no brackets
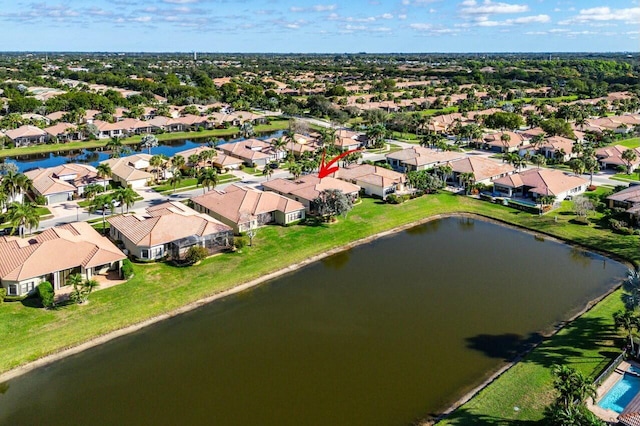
0,217,627,426
3,130,283,172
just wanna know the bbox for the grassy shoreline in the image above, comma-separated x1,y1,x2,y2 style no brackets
0,193,637,423
0,120,289,158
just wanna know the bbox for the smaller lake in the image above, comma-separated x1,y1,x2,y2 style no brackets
3,130,283,172
0,218,628,426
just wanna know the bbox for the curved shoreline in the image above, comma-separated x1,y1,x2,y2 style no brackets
0,211,632,420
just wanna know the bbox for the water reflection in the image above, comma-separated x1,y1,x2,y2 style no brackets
405,220,440,236
5,130,282,172
321,250,351,270
457,217,475,231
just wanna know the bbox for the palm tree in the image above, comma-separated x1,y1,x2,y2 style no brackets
436,164,453,184
272,136,288,159
89,194,112,234
622,148,638,175
623,269,640,311
582,156,599,186
239,121,254,139
366,123,386,148
7,202,40,237
106,136,124,158
531,154,547,169
262,166,274,181
289,162,303,181
140,134,158,155
96,163,111,181
550,364,598,408
150,154,168,182
188,154,201,175
500,133,511,153
171,154,186,174
82,183,104,201
459,172,475,194
614,309,640,354
113,187,137,213
567,158,585,176
197,168,218,194
168,171,183,194
0,171,32,203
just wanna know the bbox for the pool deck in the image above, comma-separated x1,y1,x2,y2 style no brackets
589,360,636,423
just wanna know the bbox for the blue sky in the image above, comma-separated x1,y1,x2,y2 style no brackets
0,0,638,52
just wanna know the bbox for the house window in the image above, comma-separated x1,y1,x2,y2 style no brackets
7,284,18,296
20,282,35,294
141,249,149,258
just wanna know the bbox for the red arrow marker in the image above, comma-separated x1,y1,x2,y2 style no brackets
318,148,362,179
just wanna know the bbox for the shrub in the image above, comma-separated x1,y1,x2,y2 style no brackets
185,246,208,264
386,194,402,204
234,237,247,250
121,259,134,279
0,288,5,305
37,281,55,309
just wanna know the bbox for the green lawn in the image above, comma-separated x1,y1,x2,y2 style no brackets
0,193,637,424
152,173,237,193
617,137,640,149
0,120,289,159
612,172,640,183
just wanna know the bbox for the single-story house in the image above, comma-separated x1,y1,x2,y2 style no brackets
220,139,285,168
606,185,640,225
4,125,48,147
25,164,109,204
43,122,83,142
0,222,125,297
449,157,516,186
92,120,128,139
191,184,306,233
333,164,406,199
102,154,153,189
386,147,466,173
108,201,233,261
483,131,528,153
261,174,360,213
538,136,576,162
493,168,588,200
596,145,640,172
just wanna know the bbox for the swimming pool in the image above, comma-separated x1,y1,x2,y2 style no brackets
599,372,640,413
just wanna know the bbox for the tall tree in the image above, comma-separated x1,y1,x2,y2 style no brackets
140,134,159,155
197,168,218,193
113,187,137,213
313,189,353,221
622,148,638,175
7,202,40,237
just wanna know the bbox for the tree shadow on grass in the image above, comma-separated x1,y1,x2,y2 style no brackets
432,407,545,425
302,217,329,228
465,317,621,370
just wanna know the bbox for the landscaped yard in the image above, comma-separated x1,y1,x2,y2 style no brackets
617,137,640,149
0,192,637,424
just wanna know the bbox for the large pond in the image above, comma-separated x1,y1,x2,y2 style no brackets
0,217,627,425
3,130,283,172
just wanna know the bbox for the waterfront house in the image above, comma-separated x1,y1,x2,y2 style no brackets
606,185,640,225
191,184,306,233
4,125,48,147
333,164,406,200
25,164,109,204
386,147,465,173
101,154,153,189
108,201,233,261
43,122,83,142
449,157,516,186
493,168,588,201
0,222,125,297
262,174,360,213
220,139,284,168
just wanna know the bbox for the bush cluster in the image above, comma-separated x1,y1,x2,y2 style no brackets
37,281,55,309
185,246,208,265
122,259,134,279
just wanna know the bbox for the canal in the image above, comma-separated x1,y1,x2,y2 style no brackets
0,217,627,425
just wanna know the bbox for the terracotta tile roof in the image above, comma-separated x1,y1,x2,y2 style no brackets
450,157,515,182
103,154,154,183
220,139,274,162
262,174,360,202
386,147,465,167
334,164,406,187
0,222,125,282
25,163,107,196
107,201,232,247
483,131,526,148
492,168,587,196
192,184,305,225
4,125,47,139
607,186,640,205
43,122,77,136
596,145,640,167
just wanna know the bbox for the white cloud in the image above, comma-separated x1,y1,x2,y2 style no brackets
163,0,199,3
560,6,640,25
290,4,337,13
381,13,393,19
409,23,432,30
460,0,529,15
131,16,152,22
511,14,550,24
